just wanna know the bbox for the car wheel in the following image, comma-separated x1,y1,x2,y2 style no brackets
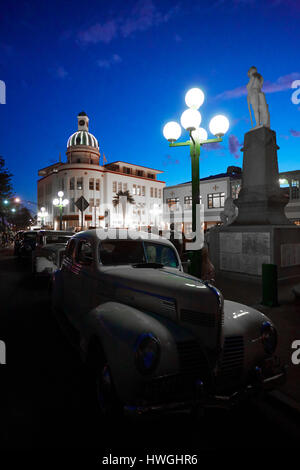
96,363,123,419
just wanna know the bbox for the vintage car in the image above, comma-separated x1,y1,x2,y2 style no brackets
52,229,285,416
32,230,74,277
14,230,37,258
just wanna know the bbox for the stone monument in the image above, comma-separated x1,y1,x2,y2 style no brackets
209,67,300,282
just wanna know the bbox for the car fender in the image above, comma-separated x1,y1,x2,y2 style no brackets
84,301,184,404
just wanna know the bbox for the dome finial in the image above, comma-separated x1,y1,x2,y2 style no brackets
77,112,89,131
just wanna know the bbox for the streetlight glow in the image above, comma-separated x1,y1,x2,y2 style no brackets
58,191,64,198
53,198,59,206
163,121,182,142
14,197,20,203
191,127,208,142
180,108,201,131
62,199,69,206
185,88,204,109
209,115,230,137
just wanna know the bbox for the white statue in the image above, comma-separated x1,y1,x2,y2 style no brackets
247,66,270,128
220,196,238,226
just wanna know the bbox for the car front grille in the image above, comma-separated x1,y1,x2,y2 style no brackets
180,309,216,328
219,335,244,379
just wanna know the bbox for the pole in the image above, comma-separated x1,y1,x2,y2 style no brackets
190,133,200,233
59,206,63,230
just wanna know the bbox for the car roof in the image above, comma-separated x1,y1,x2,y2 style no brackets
38,230,74,236
71,228,175,247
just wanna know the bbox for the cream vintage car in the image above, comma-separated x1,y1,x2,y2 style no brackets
52,229,285,416
32,230,74,277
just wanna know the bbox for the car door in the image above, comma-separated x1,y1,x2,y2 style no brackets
66,238,95,329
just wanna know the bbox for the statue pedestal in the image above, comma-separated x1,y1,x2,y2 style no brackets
233,127,289,225
209,127,300,282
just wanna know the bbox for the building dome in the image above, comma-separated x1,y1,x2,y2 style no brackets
67,131,99,149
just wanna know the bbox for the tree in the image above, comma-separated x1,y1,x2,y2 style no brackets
112,190,135,228
0,157,13,229
7,206,32,230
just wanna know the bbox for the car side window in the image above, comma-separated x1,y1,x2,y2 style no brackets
65,239,75,260
76,240,93,265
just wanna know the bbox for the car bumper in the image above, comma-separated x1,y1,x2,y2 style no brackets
124,359,287,415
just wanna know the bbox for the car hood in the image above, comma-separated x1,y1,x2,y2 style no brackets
100,265,223,354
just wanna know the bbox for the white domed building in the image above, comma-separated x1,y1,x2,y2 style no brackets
37,112,165,230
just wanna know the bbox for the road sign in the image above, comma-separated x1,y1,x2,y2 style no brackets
75,196,89,212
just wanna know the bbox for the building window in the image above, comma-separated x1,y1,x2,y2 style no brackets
77,177,83,190
207,192,225,209
70,198,75,212
113,181,117,192
89,178,94,190
166,197,179,211
89,198,94,212
231,182,241,199
133,184,137,195
137,170,144,177
154,188,157,198
158,189,162,198
70,177,75,190
147,173,155,179
96,179,100,191
291,180,300,199
142,186,145,196
60,178,64,191
123,167,131,174
96,198,100,207
123,183,127,191
150,187,153,197
184,195,192,208
117,182,122,192
137,185,141,196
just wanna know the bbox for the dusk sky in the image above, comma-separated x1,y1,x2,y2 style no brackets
0,0,300,206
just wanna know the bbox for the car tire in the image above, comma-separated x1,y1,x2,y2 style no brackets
87,340,123,419
96,363,123,419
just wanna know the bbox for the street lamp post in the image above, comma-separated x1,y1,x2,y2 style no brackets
37,207,48,227
52,191,69,230
163,88,229,277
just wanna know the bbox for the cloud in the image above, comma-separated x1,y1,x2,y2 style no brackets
290,129,300,137
97,54,122,69
162,154,180,166
78,20,118,44
228,134,242,159
216,72,300,100
54,66,68,79
78,1,179,45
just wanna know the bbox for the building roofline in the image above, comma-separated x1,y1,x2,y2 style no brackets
104,161,164,173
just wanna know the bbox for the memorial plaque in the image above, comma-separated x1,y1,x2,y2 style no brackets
220,232,270,274
281,244,300,267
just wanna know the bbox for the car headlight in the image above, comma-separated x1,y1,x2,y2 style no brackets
135,333,160,375
261,321,277,355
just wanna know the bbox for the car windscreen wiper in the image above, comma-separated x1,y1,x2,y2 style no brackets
132,262,164,269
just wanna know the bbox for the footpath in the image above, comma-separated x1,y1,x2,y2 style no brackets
215,273,300,411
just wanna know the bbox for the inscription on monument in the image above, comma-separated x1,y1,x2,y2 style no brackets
220,232,270,275
281,244,300,267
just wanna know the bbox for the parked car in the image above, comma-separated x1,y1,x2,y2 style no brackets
52,229,285,417
32,230,74,277
14,231,37,258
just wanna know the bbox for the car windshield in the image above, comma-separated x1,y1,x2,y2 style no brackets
24,233,37,239
46,235,70,244
99,240,178,268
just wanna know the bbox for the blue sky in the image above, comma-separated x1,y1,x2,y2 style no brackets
0,0,300,205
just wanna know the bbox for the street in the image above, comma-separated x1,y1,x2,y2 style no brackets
0,247,300,453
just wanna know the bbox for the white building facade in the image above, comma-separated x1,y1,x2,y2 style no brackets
37,112,165,230
164,166,300,231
